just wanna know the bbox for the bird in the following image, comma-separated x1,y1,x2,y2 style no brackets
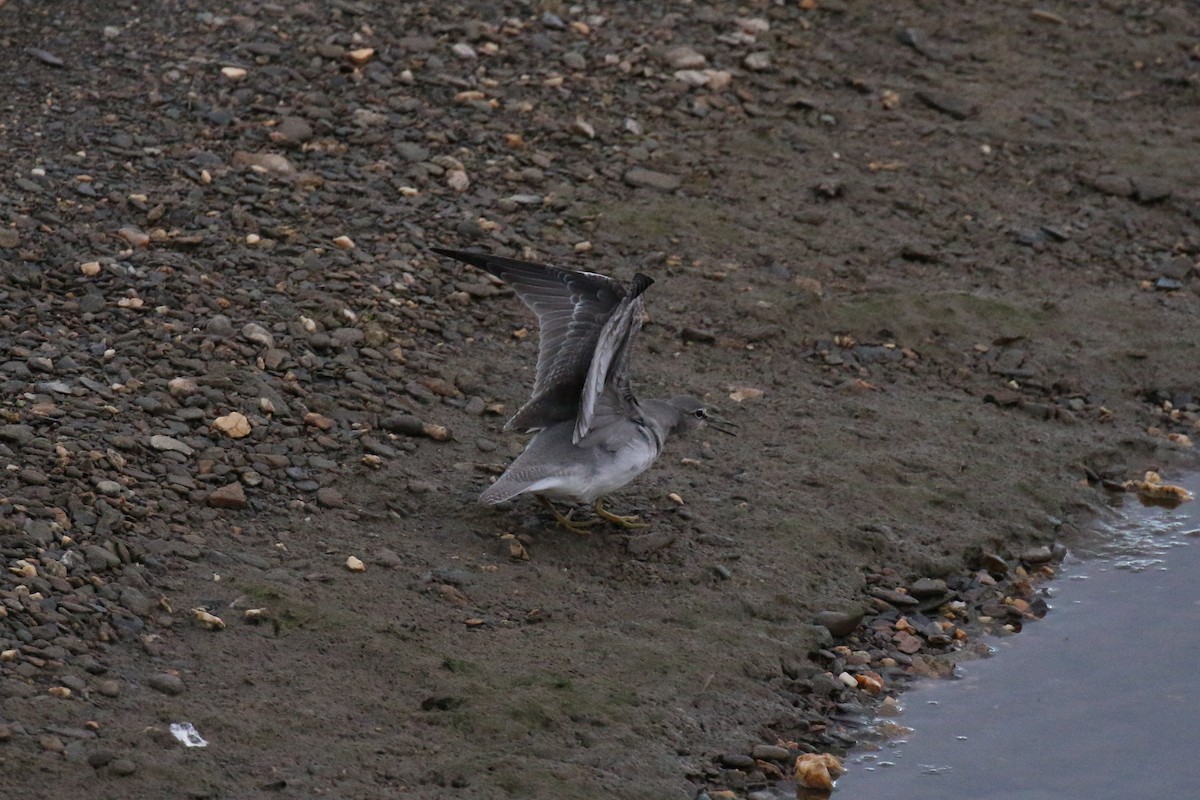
432,247,735,532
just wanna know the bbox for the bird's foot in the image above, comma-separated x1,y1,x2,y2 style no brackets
557,516,598,535
594,499,649,529
538,496,596,535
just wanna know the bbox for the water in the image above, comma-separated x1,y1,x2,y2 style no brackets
835,476,1200,800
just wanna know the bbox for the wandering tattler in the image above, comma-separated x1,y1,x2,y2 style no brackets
433,248,735,531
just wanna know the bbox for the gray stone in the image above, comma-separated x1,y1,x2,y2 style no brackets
908,577,948,598
149,434,194,456
82,545,121,571
623,167,681,191
207,482,247,510
815,609,863,637
241,322,275,349
147,673,184,696
662,45,706,69
750,744,791,762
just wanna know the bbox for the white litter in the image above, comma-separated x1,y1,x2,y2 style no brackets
169,722,208,748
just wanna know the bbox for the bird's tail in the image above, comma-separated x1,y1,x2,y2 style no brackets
479,480,523,505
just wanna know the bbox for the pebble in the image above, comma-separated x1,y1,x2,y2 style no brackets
374,548,404,569
147,673,185,696
720,753,756,770
915,89,978,120
908,577,948,598
316,487,345,508
869,588,919,607
150,434,195,456
814,609,863,638
241,323,276,349
207,482,247,510
232,151,295,177
981,553,1010,575
623,167,682,191
40,734,66,753
1020,545,1054,565
168,376,201,398
743,51,772,71
750,744,791,762
213,411,252,438
109,758,137,776
272,116,313,145
82,545,122,570
662,45,706,69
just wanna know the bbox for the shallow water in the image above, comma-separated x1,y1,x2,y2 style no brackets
835,476,1200,800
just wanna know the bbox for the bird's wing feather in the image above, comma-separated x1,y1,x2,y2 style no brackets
431,248,625,430
574,273,653,443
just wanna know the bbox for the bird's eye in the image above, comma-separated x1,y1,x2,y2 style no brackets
693,409,707,419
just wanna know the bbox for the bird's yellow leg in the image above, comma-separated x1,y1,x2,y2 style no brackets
594,498,648,528
537,495,596,535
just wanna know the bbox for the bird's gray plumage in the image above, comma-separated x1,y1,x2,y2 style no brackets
432,248,733,521
431,247,647,441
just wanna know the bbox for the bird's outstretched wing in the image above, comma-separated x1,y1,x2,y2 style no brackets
574,273,653,443
431,248,630,432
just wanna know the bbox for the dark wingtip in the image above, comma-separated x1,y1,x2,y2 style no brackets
431,247,481,265
630,272,655,298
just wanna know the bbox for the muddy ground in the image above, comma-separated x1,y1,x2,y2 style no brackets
1,1,1199,798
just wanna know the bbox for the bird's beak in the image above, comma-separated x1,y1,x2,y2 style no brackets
707,412,738,436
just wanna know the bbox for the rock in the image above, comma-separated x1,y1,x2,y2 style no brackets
908,577,948,598
751,744,791,762
980,552,1009,575
109,758,137,776
40,735,66,753
149,434,194,455
914,89,977,120
213,412,252,438
681,327,716,344
1088,173,1133,197
623,167,681,191
147,673,184,695
232,151,295,177
167,377,200,398
82,545,121,571
814,609,863,637
374,548,404,569
1020,545,1054,565
207,482,247,510
794,753,844,790
743,51,771,71
316,487,344,508
0,423,35,446
241,323,275,349
662,45,706,69
869,587,919,607
272,116,313,145
894,631,924,654
1133,176,1171,204
720,753,756,769
206,314,235,337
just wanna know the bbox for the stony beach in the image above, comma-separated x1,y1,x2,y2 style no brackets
2,1,1199,797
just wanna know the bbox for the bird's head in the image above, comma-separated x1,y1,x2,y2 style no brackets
667,396,738,436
